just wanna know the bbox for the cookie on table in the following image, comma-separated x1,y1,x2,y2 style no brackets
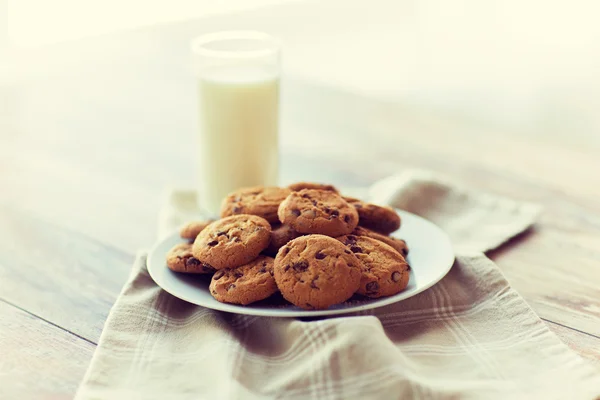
344,197,401,234
192,214,271,270
166,243,216,274
337,235,410,298
220,186,291,224
352,226,409,257
288,182,339,194
209,255,277,305
179,220,213,240
264,223,302,257
278,189,359,237
274,235,361,310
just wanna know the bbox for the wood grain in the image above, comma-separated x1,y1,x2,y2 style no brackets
546,321,600,368
0,300,95,399
0,12,599,397
0,205,132,342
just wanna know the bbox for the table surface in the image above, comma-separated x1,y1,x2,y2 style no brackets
2,6,600,399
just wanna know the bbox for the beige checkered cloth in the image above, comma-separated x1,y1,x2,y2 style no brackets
76,170,600,400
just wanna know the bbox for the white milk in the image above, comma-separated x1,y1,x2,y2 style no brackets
196,66,279,216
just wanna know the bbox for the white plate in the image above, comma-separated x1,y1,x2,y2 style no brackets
147,210,454,317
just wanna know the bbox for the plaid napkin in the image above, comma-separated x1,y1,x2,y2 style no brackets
76,170,600,400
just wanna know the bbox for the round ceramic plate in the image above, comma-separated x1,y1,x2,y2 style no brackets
147,210,454,317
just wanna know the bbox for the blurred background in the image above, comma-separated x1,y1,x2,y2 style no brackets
1,0,600,249
5,0,600,133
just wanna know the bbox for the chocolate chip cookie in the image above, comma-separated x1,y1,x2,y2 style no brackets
274,235,361,309
288,182,339,193
220,186,292,224
337,235,410,298
264,223,302,257
344,197,401,234
209,255,277,305
179,220,213,240
278,189,359,237
192,214,271,269
352,226,409,257
166,243,216,274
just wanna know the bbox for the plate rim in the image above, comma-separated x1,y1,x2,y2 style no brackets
147,210,455,317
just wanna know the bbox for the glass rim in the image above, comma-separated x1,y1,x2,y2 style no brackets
190,31,281,59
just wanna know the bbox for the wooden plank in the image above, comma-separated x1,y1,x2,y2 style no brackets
0,144,161,252
0,300,95,399
0,205,132,343
546,321,600,368
490,228,600,337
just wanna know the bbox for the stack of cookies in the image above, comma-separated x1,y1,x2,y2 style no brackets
166,182,410,310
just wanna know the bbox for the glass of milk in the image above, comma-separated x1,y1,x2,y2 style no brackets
191,31,281,217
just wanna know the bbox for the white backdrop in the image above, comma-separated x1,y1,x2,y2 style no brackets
5,0,600,141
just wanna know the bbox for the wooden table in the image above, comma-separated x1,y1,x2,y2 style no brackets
2,12,600,399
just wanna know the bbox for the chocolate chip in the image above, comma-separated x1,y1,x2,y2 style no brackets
311,200,318,206
185,257,201,267
330,210,339,218
292,260,309,272
211,289,217,295
315,251,326,260
402,248,408,256
291,209,301,216
259,267,267,273
346,235,357,244
207,240,218,247
281,246,290,256
230,236,241,243
350,245,362,253
407,264,411,271
344,249,351,254
232,206,242,213
217,231,228,236
301,193,311,199
343,215,351,223
284,264,290,272
234,271,244,278
310,278,319,289
366,281,379,292
213,270,225,280
202,265,216,273
392,271,402,282
226,283,236,291
354,203,363,209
